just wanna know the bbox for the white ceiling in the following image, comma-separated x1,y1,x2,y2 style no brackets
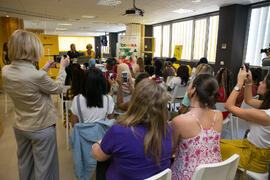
0,0,265,36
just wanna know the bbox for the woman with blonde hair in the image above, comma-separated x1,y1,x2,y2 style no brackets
92,79,173,179
2,29,69,180
85,43,95,58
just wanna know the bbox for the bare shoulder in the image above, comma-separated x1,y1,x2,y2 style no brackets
172,113,192,129
213,110,223,131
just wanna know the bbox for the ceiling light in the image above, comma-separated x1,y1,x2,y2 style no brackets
56,28,67,31
58,23,72,26
97,0,122,6
192,0,201,2
96,29,105,32
6,15,9,17
81,15,96,19
172,9,194,14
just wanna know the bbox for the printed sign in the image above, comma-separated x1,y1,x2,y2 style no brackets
173,45,183,61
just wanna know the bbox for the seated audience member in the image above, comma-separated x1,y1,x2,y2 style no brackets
88,59,96,68
2,42,11,65
133,57,145,74
144,57,152,65
92,79,173,180
167,65,189,95
235,67,261,107
71,68,114,126
216,67,233,119
163,61,176,82
116,73,149,111
63,64,85,127
179,63,213,114
221,66,270,175
85,43,95,58
191,57,208,79
145,65,155,76
112,63,135,104
171,74,223,179
153,58,163,77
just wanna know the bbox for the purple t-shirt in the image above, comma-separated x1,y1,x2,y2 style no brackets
100,124,173,180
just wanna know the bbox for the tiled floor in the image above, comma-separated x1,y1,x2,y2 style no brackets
0,93,76,180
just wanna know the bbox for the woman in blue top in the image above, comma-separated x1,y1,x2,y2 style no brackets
92,79,173,180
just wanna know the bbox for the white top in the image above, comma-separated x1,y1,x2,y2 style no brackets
168,77,185,97
71,94,114,123
247,109,270,148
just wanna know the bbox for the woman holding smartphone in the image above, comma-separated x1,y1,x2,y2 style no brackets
2,30,69,180
221,66,270,174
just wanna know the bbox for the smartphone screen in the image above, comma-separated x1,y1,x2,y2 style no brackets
122,71,128,84
109,72,114,79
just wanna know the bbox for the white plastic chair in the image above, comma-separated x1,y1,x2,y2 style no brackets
191,154,240,180
238,168,269,180
215,102,239,139
168,86,187,111
144,168,172,180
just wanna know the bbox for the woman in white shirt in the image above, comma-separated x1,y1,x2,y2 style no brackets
221,66,270,174
71,68,114,125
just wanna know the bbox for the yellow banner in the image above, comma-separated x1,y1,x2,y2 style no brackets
174,45,183,61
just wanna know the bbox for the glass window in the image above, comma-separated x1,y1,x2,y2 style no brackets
162,25,170,57
193,18,207,60
153,26,162,57
207,16,219,62
171,20,193,60
245,6,270,66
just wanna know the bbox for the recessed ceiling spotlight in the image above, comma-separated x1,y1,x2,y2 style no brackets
56,28,67,31
172,8,194,14
58,23,72,26
81,15,96,19
192,0,201,2
96,29,105,32
6,15,9,17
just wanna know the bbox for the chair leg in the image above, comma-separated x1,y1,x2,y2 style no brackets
235,117,239,139
230,114,234,139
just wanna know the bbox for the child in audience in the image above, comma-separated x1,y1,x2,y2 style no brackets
70,68,114,126
163,61,176,82
171,74,223,180
167,65,190,96
92,79,173,180
178,64,213,114
221,66,270,175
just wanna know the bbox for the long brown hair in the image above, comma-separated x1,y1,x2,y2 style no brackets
117,79,170,165
260,74,270,109
216,68,233,98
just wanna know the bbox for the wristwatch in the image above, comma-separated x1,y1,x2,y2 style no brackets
234,86,240,92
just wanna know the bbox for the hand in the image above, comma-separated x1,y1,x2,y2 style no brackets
123,78,134,93
117,77,123,86
245,70,252,85
42,60,56,72
237,66,247,87
60,55,70,69
107,76,115,86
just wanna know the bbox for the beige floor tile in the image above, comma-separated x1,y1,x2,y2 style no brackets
0,94,76,180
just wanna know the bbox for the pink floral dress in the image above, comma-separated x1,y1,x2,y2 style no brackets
171,111,222,180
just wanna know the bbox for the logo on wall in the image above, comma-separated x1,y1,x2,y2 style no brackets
118,36,139,64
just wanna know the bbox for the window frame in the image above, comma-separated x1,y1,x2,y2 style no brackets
153,11,219,63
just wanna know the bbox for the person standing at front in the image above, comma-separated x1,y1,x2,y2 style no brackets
2,30,69,180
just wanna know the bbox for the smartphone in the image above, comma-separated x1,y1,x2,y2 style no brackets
54,55,67,63
122,71,128,84
244,63,249,72
109,72,114,79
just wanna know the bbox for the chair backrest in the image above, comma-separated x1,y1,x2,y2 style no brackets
144,168,172,180
215,102,226,112
191,154,240,180
172,85,187,99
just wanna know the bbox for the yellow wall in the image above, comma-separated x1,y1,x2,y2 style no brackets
37,34,60,79
58,36,95,51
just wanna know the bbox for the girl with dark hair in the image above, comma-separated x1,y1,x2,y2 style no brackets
163,61,176,82
92,79,172,179
167,65,190,95
71,68,114,125
171,74,223,179
153,59,163,77
221,66,270,174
